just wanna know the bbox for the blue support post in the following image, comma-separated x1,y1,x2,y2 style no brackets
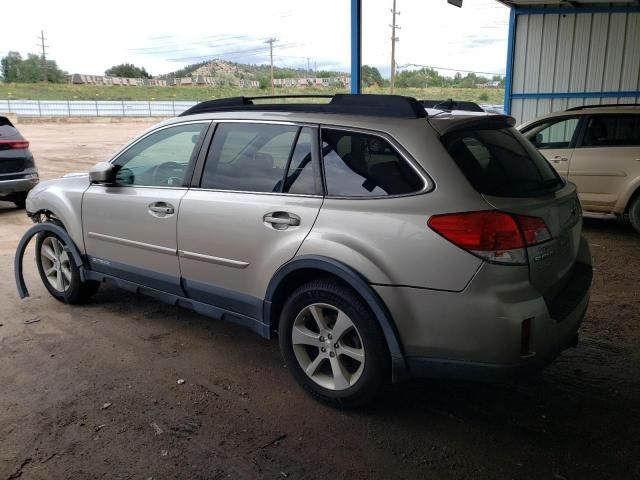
503,7,516,115
351,0,362,94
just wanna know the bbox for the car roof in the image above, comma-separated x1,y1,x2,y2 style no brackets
518,105,640,129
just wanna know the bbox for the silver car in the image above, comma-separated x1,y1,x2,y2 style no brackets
16,95,592,407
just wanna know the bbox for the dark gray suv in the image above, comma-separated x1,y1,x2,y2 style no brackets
0,115,39,208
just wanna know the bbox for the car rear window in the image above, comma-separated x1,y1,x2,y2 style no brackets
442,127,563,198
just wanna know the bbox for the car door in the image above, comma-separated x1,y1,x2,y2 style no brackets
524,116,581,178
83,121,210,295
177,121,323,318
568,114,640,211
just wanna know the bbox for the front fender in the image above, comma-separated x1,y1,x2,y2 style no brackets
14,223,86,299
27,175,89,253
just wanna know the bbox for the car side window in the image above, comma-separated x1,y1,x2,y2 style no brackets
321,129,423,197
113,123,207,187
580,115,640,147
200,123,318,194
531,118,579,149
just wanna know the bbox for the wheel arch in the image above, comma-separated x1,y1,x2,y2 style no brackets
14,222,87,299
623,182,640,214
264,255,409,381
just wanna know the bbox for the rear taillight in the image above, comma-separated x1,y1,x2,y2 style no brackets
428,210,551,265
0,140,29,150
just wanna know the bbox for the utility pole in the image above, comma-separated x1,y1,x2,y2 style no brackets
37,30,49,83
265,38,277,95
307,57,310,73
389,0,400,94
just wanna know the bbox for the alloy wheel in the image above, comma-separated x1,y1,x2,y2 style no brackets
291,303,365,390
40,236,72,293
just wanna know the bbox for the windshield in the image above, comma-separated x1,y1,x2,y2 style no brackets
442,126,563,198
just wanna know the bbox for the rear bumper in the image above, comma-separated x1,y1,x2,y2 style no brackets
406,300,587,382
375,237,592,383
0,175,39,196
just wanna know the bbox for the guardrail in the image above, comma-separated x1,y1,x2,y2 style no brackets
0,100,198,117
0,99,505,118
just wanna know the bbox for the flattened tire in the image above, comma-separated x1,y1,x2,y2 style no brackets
629,195,640,234
35,230,100,304
279,279,390,408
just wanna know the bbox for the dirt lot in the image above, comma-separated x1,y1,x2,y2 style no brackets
1,122,639,480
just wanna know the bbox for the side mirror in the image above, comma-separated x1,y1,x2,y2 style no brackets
533,133,543,145
89,162,116,184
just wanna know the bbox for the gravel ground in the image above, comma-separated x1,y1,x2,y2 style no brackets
1,122,639,480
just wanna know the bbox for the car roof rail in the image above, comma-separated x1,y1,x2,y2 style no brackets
421,99,485,112
565,103,640,112
179,94,428,119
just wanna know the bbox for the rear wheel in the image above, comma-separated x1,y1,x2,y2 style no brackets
279,279,389,408
629,195,640,234
35,231,100,303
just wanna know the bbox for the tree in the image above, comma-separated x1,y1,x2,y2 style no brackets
395,67,445,88
105,63,151,78
1,52,22,82
361,65,383,87
1,52,67,83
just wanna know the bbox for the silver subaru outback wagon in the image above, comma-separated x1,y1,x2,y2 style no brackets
16,95,592,407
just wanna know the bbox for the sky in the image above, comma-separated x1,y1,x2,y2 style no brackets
0,0,509,79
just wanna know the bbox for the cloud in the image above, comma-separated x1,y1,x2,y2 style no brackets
1,0,509,77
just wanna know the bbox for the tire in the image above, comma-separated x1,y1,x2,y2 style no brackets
278,279,390,408
35,230,100,304
629,195,640,234
12,192,27,209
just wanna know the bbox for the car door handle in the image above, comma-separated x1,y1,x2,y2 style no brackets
551,156,569,163
148,202,174,217
263,212,301,228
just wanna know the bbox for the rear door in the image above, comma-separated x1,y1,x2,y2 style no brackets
523,116,581,178
177,121,323,316
568,114,640,211
443,124,582,301
82,121,210,294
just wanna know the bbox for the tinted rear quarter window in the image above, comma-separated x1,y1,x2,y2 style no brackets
321,129,423,197
443,127,563,198
581,115,640,147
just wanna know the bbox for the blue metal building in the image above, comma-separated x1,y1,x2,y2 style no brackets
349,1,640,124
500,1,640,124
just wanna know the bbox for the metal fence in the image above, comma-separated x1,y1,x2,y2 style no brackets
0,100,198,117
0,99,505,118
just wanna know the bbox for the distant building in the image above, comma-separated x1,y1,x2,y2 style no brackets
479,80,502,88
273,76,350,88
70,73,260,89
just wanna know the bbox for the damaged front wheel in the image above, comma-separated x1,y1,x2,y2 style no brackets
35,231,100,303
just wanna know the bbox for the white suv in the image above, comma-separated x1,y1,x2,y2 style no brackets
519,105,640,232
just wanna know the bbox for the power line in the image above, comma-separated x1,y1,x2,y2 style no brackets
37,30,49,83
397,63,505,77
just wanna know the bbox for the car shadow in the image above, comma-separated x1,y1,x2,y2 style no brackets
0,200,21,215
582,214,637,238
